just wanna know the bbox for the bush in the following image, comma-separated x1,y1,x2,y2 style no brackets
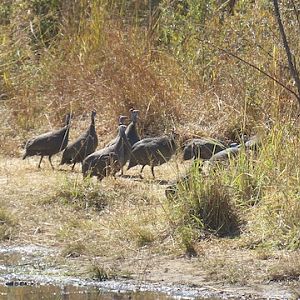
169,162,241,238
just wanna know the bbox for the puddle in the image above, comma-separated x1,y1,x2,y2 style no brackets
0,284,212,300
0,245,294,299
0,245,227,299
0,275,227,300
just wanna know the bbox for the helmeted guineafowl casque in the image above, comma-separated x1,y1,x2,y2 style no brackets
60,110,98,170
125,108,140,146
183,138,225,160
82,124,131,180
127,130,178,179
22,113,71,169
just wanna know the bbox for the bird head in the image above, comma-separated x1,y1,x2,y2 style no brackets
119,115,127,125
131,109,139,122
91,110,97,118
65,113,72,126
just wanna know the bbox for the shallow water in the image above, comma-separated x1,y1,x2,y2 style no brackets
0,245,223,299
0,284,195,300
0,279,225,300
0,245,292,300
0,282,225,300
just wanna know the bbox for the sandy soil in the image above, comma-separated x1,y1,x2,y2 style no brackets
0,155,300,299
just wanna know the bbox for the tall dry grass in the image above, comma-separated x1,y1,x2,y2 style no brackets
169,122,300,250
2,1,298,139
2,0,300,251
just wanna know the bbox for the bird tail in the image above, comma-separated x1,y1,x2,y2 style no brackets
127,159,136,170
60,156,69,165
82,160,90,177
60,150,73,165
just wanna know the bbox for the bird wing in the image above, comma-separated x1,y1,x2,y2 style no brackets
26,127,68,151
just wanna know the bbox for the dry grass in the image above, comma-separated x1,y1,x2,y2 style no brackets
203,257,251,285
2,1,298,145
0,206,17,241
2,0,300,291
267,254,300,282
0,154,183,254
2,155,300,289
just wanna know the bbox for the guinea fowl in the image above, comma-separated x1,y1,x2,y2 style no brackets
166,136,260,199
23,113,71,169
60,110,98,170
125,108,140,146
183,138,225,160
127,130,178,179
208,135,259,162
107,114,134,175
106,115,127,147
82,124,131,180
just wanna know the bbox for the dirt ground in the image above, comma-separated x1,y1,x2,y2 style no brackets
1,154,300,299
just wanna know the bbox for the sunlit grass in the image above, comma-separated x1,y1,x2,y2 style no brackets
2,0,300,288
0,206,17,241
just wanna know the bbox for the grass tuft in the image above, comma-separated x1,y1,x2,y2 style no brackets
0,207,17,241
169,161,241,238
203,257,250,285
55,177,109,211
61,241,87,258
267,255,300,282
89,263,116,281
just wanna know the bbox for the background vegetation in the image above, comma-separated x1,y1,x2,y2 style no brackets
2,0,300,257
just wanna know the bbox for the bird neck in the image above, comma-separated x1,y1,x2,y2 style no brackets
65,114,71,126
91,116,95,127
65,124,70,136
128,122,134,129
169,133,177,148
115,131,130,150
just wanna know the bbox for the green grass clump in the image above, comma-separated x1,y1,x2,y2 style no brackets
55,177,110,211
132,227,155,248
0,207,17,240
61,241,87,258
267,254,300,282
91,265,109,281
242,125,300,250
169,160,241,239
170,124,300,251
89,262,117,281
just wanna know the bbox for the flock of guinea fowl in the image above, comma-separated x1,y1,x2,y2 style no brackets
22,109,258,183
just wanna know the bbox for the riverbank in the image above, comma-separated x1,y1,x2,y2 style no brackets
1,155,300,299
0,244,297,299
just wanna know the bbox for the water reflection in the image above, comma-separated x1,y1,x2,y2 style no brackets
0,284,214,300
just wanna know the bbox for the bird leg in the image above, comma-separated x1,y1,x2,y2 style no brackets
71,162,76,171
151,166,155,179
139,165,145,179
48,155,55,170
97,175,104,181
38,156,44,168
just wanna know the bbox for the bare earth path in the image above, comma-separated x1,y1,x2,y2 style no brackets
0,155,300,299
